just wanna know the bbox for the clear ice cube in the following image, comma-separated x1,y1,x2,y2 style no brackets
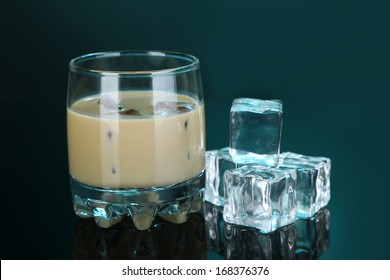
229,98,283,167
223,166,297,233
280,152,331,218
205,148,245,206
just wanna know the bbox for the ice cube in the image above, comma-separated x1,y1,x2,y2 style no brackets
154,101,193,115
205,148,245,206
223,166,296,233
229,98,283,167
98,95,122,112
280,152,331,218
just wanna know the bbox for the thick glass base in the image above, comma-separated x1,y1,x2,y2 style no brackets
71,172,205,230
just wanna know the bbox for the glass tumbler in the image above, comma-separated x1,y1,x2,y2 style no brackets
67,51,205,230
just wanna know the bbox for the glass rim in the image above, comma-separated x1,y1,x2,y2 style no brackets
69,50,200,77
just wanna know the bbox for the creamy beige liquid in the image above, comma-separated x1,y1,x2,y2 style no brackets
67,91,205,189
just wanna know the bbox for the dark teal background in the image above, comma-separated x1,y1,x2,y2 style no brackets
1,0,390,259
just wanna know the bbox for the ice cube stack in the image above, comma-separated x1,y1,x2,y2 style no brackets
205,98,331,233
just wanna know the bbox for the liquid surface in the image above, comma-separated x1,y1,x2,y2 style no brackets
67,91,205,188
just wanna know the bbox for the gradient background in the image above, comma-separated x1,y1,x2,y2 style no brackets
1,0,390,259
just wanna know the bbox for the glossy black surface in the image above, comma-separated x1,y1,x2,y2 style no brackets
71,205,330,260
73,214,206,260
205,203,330,260
1,0,390,259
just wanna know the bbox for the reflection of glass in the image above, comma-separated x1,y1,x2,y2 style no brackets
204,202,330,259
73,213,206,260
67,51,205,230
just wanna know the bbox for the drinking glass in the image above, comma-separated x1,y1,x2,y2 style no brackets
67,51,205,230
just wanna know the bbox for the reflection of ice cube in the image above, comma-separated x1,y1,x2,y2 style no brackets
204,202,224,254
229,98,282,167
224,223,297,260
280,152,331,218
223,166,296,233
294,208,330,260
205,148,244,206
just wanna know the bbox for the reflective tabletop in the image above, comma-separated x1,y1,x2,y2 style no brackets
73,204,329,260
